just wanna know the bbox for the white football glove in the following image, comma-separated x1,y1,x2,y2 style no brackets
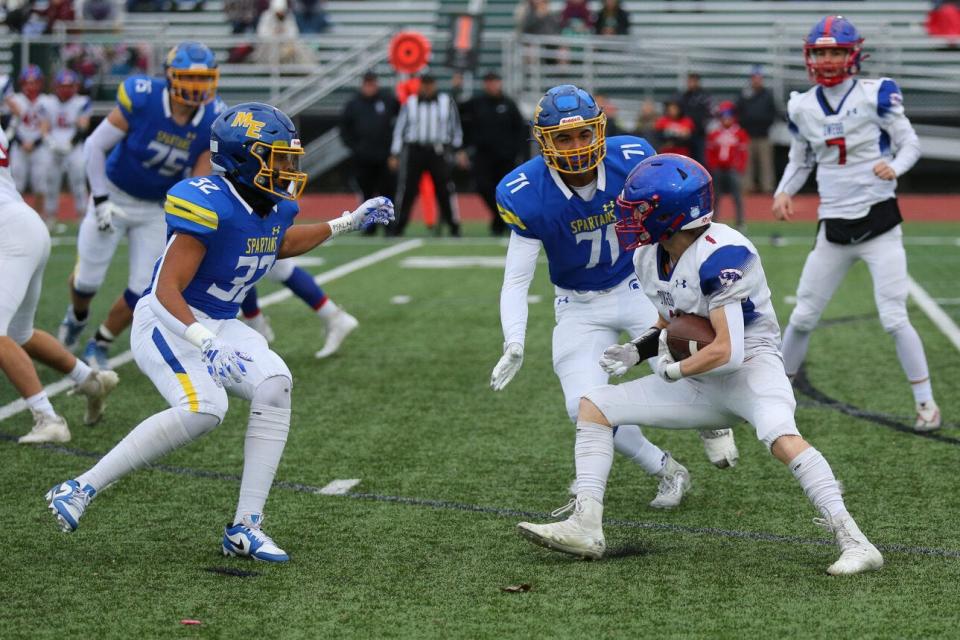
655,330,683,382
490,342,524,391
599,342,640,377
329,196,395,236
200,337,253,388
93,198,126,232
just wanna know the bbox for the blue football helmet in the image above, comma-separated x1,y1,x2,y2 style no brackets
54,69,80,102
533,84,606,174
615,154,713,249
19,64,44,100
164,41,219,107
210,102,307,202
804,15,865,87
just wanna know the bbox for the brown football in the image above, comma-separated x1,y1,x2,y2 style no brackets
666,314,715,361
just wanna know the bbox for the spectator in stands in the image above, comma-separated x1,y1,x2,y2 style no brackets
294,0,328,34
225,0,261,33
706,100,749,230
654,99,694,156
340,72,399,236
736,64,777,193
560,0,593,35
595,94,626,136
127,0,167,12
517,0,560,35
82,0,116,22
677,72,711,165
458,70,527,237
388,74,467,237
927,0,960,46
594,0,629,35
255,0,316,65
634,98,659,142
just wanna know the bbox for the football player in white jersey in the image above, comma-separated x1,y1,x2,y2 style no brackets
39,69,91,228
772,16,939,431
5,65,52,220
517,154,883,576
492,85,739,510
0,127,118,444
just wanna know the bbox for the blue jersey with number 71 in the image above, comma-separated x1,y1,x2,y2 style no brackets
495,135,656,292
143,174,299,319
105,76,225,202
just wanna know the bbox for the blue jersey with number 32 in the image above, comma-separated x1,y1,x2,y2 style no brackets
495,135,656,291
106,76,224,202
145,175,299,319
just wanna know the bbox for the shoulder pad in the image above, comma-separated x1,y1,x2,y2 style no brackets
164,178,222,236
116,76,155,117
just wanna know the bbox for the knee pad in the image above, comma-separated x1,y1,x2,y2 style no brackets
880,309,909,334
252,375,292,410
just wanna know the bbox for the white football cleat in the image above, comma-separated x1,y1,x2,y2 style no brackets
914,400,941,432
315,309,359,359
815,513,884,576
649,454,691,509
69,370,120,426
19,411,71,444
517,496,605,559
241,313,275,344
699,428,739,468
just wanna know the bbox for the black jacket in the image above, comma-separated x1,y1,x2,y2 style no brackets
339,90,399,163
459,92,528,162
736,86,777,138
679,88,712,135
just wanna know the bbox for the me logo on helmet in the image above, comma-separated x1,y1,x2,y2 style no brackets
231,111,265,139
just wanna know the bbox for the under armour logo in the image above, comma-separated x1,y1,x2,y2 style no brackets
557,296,569,305
675,279,687,289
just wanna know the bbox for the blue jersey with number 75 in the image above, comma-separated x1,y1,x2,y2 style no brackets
105,76,224,202
495,135,656,292
143,175,299,319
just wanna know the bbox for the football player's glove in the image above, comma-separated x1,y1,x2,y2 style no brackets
655,330,683,382
93,197,126,232
200,337,252,387
329,196,395,236
490,342,524,391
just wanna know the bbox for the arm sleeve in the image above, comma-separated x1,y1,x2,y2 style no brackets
877,80,921,176
698,302,745,377
148,276,190,339
83,118,126,199
500,231,541,347
774,125,815,196
390,104,407,156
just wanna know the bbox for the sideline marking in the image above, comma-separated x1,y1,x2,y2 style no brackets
0,240,424,422
907,276,960,354
401,256,507,269
317,479,361,495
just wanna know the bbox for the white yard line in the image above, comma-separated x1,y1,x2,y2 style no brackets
0,239,424,423
908,276,960,354
316,479,362,495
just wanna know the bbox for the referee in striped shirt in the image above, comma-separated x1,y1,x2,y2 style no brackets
387,74,467,236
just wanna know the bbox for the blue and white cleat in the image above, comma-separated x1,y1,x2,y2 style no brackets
222,514,289,562
46,480,96,532
58,306,87,350
83,339,110,371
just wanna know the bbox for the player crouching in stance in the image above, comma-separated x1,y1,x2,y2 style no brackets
517,155,882,575
773,16,939,431
46,103,394,562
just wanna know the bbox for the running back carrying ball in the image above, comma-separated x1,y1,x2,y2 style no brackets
666,314,715,360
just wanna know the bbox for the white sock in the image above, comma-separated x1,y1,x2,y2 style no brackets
789,447,848,520
613,425,666,475
77,407,219,491
68,359,93,384
234,403,290,524
890,324,933,403
316,299,339,321
780,324,812,377
26,392,57,418
575,420,614,503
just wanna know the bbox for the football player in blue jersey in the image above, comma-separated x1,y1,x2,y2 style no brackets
58,41,225,370
490,85,739,508
45,102,394,561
